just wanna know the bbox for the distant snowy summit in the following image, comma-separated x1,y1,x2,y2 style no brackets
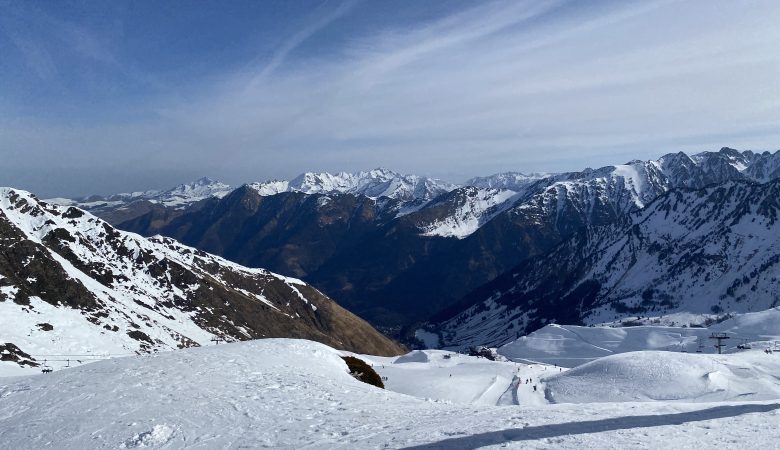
50,148,780,221
466,171,551,192
248,168,457,203
157,176,233,206
49,169,460,215
48,176,233,210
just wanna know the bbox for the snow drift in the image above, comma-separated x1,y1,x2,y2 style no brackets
544,350,780,404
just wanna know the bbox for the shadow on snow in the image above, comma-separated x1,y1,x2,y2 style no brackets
402,403,780,449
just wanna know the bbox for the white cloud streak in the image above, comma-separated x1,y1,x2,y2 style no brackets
3,0,780,196
249,0,359,85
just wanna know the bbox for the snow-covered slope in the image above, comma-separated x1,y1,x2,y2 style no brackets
0,188,403,376
410,148,780,240
1,338,779,449
712,307,780,339
497,308,780,368
498,324,710,368
437,180,780,348
418,187,519,239
249,168,456,203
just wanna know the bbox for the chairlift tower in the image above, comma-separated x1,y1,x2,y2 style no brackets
709,333,730,354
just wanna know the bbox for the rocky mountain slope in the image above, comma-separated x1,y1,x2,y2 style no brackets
55,148,780,329
434,179,780,348
0,188,404,370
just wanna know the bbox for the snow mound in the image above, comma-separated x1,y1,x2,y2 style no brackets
395,350,430,363
122,424,177,448
544,351,780,404
0,339,360,448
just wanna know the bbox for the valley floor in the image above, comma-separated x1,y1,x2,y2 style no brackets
1,339,779,449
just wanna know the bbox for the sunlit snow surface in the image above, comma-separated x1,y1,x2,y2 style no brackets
249,168,456,203
1,339,779,449
498,308,780,367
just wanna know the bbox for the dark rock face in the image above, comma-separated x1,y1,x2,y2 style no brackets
0,188,405,357
0,213,102,310
0,343,38,367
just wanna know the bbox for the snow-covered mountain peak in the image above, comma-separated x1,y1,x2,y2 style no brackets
251,168,457,202
246,179,290,196
160,177,232,206
171,176,224,191
466,172,553,192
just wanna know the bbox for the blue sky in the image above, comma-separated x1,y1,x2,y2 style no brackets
2,0,780,197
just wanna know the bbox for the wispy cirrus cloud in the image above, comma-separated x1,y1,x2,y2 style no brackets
2,0,780,197
250,0,359,84
158,0,780,174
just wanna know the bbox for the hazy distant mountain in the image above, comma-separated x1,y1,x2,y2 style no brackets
46,177,233,225
0,188,405,363
49,177,232,209
465,172,551,193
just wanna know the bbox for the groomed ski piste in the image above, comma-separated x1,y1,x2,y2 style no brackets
2,309,780,448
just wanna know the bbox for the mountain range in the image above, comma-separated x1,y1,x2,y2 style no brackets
433,179,780,348
48,147,780,342
0,187,404,369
